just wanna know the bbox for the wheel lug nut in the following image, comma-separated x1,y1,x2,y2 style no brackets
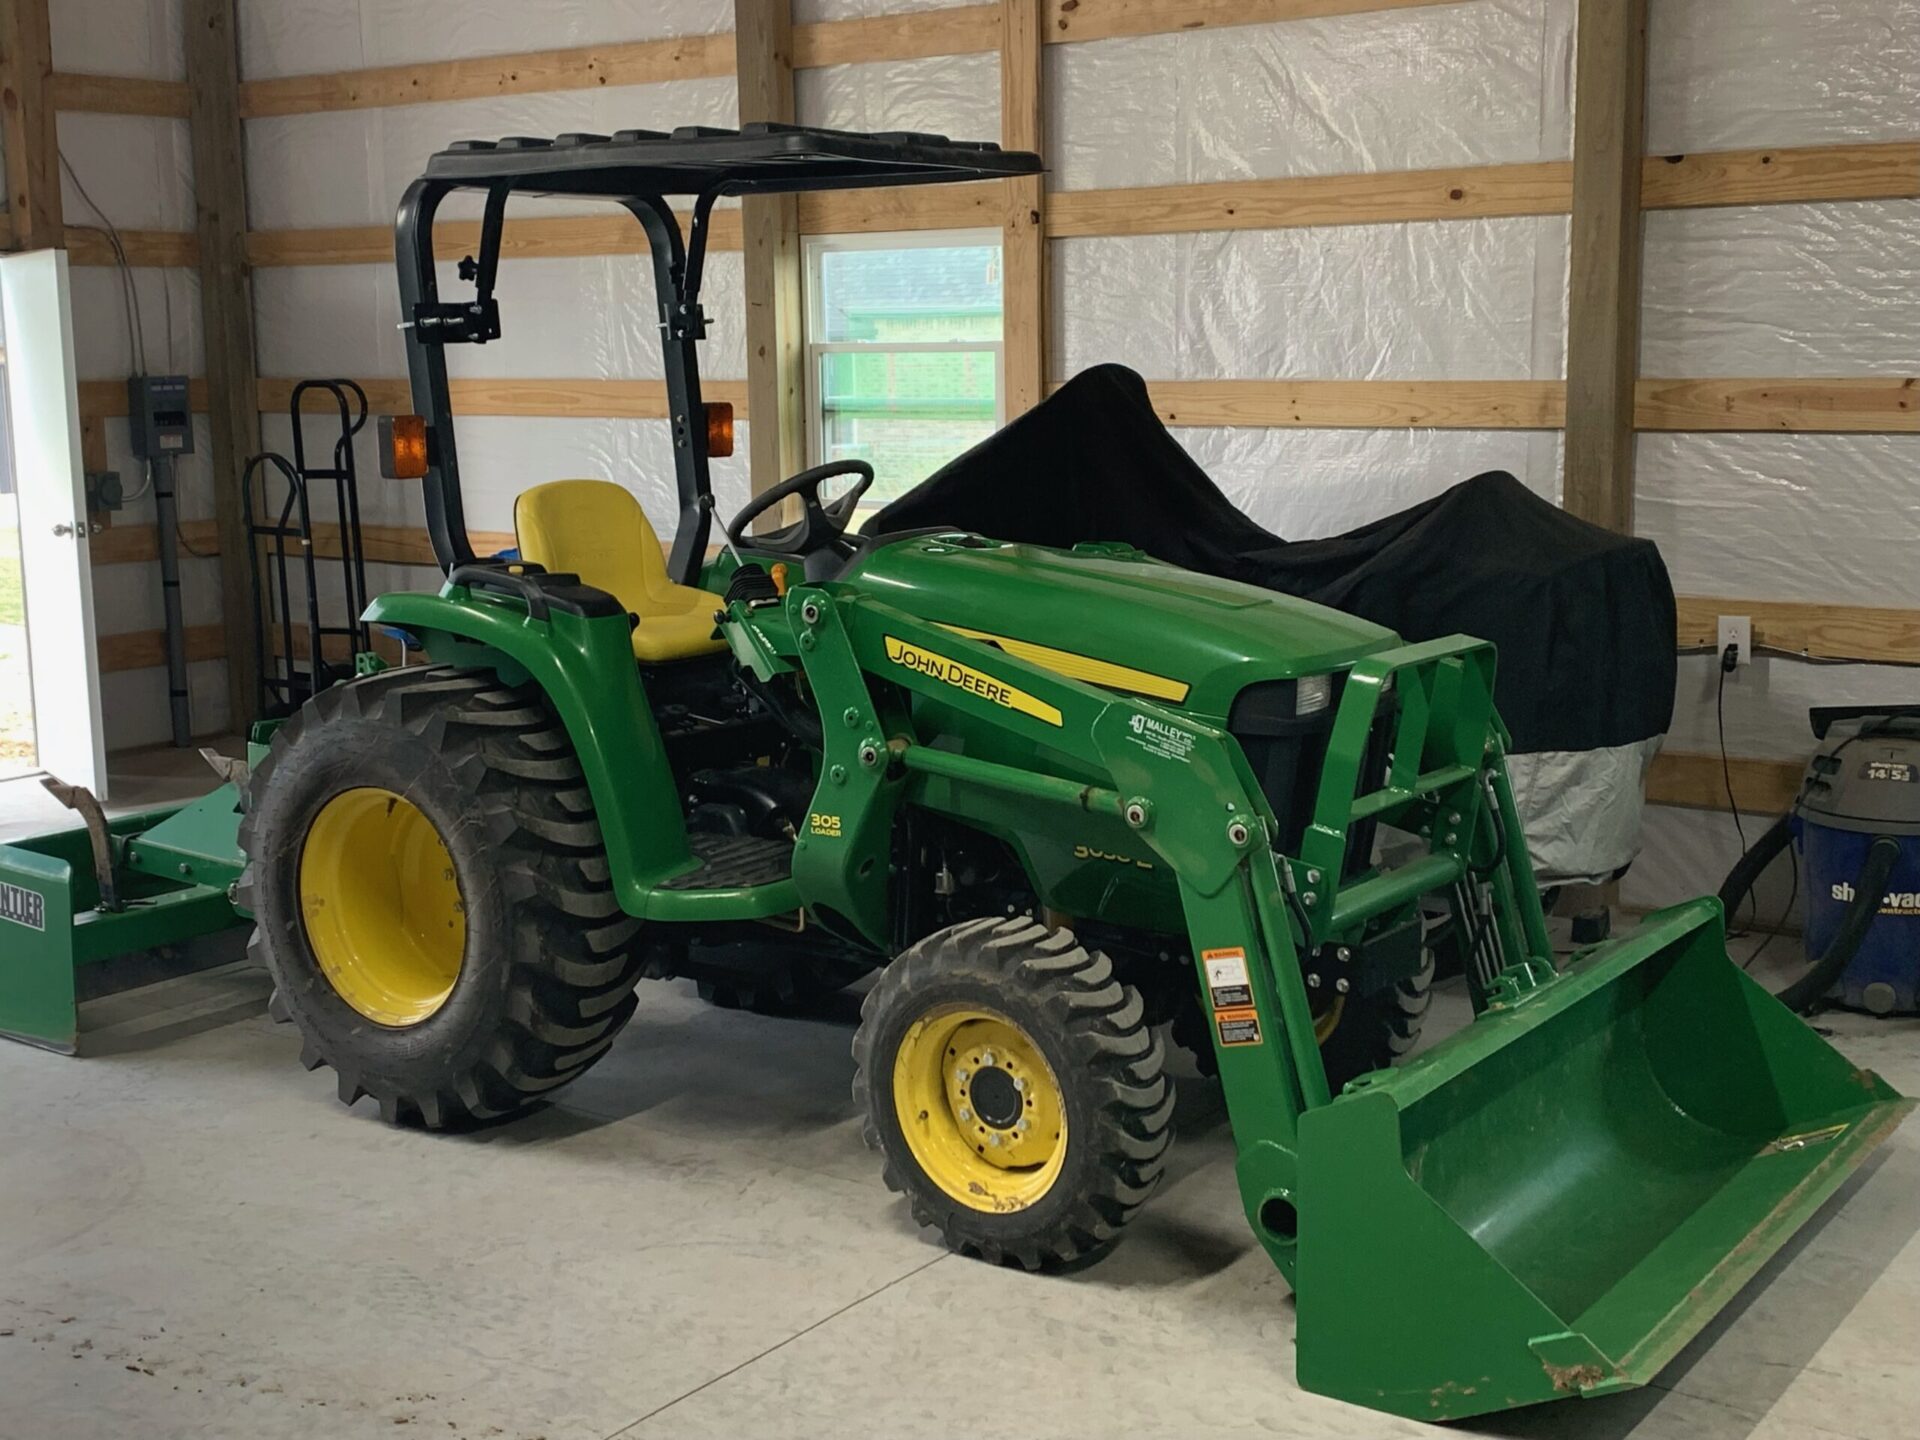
958,1107,973,1122
1016,1118,1030,1132
955,1069,969,1085
1012,1077,1026,1093
987,1132,1003,1147
980,1050,995,1067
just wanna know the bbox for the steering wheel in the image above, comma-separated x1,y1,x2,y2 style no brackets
725,460,874,563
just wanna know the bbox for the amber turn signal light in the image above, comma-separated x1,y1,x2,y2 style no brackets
378,414,430,479
705,401,735,458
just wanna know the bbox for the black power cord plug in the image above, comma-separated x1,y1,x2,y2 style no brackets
1715,640,1752,934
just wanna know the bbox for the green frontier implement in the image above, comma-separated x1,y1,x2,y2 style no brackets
6,126,1905,1422
0,775,249,1052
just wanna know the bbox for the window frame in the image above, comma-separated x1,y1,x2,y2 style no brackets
800,227,1006,479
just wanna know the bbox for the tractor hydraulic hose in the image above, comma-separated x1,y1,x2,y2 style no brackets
1774,835,1901,1015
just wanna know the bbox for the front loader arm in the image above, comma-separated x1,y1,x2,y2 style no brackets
776,584,1337,1264
775,585,1562,1284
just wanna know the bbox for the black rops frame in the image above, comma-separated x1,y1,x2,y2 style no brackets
391,125,1042,588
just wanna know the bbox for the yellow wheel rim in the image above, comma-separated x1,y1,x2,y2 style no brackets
298,787,466,1027
892,1007,1068,1213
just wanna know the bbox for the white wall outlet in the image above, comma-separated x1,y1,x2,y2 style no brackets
1718,614,1752,667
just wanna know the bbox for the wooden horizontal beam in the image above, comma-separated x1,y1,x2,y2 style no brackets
794,4,997,66
95,621,420,674
235,6,996,122
1646,750,1803,816
1641,141,1920,210
231,4,1458,121
241,141,1915,272
66,226,200,267
238,31,737,119
98,621,226,674
76,372,1914,436
90,519,517,568
1127,379,1568,429
1634,377,1917,433
1043,0,1456,45
256,375,749,419
247,208,742,268
98,537,1920,676
89,519,222,565
796,180,1009,237
1048,162,1570,239
50,71,191,118
1676,596,1920,666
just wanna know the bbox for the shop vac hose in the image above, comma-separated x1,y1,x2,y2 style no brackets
1720,819,1900,1014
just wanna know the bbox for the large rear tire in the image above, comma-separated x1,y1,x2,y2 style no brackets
239,666,644,1128
853,917,1174,1270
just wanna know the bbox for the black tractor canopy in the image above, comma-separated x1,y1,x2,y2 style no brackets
392,123,1041,582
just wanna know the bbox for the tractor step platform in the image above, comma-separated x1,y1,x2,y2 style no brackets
659,833,794,891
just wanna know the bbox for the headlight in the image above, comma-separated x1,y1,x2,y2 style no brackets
1295,673,1332,716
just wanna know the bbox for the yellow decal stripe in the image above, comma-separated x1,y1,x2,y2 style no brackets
939,624,1191,703
884,636,1064,727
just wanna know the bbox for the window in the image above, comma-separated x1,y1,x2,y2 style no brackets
804,230,1003,507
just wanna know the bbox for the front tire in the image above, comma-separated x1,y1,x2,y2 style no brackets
239,666,644,1127
853,917,1174,1270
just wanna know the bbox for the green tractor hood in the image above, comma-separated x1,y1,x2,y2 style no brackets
841,535,1396,717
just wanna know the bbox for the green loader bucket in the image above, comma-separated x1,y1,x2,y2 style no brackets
1295,898,1911,1421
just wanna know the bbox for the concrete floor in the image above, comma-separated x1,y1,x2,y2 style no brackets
2,943,1917,1440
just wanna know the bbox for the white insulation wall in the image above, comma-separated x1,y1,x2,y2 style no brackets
136,0,1909,918
52,0,224,752
240,0,754,545
1633,1,1920,912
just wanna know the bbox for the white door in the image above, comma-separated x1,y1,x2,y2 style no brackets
0,251,107,797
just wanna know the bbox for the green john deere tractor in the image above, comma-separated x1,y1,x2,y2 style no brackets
8,126,1910,1421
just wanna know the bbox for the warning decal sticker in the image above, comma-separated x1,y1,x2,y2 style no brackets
1202,947,1252,1010
1215,1006,1262,1047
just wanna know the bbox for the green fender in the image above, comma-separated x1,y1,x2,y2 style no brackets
364,586,696,903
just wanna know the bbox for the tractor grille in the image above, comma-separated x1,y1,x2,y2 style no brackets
1228,674,1396,871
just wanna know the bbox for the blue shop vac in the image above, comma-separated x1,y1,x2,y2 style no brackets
1720,706,1920,1015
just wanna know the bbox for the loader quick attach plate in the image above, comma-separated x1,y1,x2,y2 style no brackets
1293,898,1912,1421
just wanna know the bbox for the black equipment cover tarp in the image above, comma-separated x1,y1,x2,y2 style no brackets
871,365,1674,754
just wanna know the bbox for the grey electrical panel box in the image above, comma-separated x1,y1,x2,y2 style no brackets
127,375,195,459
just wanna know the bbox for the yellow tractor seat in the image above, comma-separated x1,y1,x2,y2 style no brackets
513,479,729,664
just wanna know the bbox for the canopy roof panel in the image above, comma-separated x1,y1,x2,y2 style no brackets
419,122,1041,197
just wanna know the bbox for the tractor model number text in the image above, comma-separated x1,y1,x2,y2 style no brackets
1073,844,1153,870
809,813,843,838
